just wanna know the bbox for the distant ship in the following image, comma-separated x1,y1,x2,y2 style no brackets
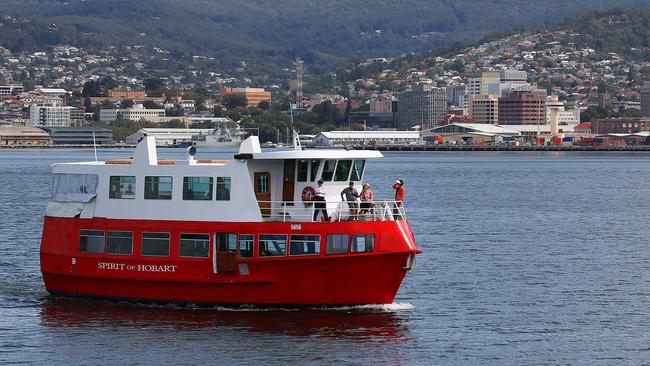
190,124,246,148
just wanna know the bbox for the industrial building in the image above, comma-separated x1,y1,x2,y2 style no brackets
591,117,650,135
38,127,114,145
311,131,421,147
0,126,51,145
423,123,520,144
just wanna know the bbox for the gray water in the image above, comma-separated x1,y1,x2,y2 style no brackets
2,149,650,365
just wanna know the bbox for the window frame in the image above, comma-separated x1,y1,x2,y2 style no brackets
296,160,309,182
321,159,336,181
179,233,211,258
144,176,173,200
258,234,288,257
350,234,375,253
309,160,321,182
289,234,322,256
105,230,133,255
350,160,366,182
79,229,105,254
109,175,136,199
215,176,232,201
237,234,255,259
141,232,171,257
325,233,350,255
333,160,353,181
183,176,214,201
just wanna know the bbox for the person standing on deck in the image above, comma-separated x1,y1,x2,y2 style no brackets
313,180,329,222
340,181,360,221
392,179,405,219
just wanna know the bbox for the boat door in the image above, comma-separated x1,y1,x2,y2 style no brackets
214,232,237,275
254,172,271,216
282,160,295,203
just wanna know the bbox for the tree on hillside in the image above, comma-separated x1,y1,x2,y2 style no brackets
223,94,248,109
257,100,271,110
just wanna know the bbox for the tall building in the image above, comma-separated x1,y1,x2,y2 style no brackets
446,84,466,105
396,84,446,130
28,98,74,127
498,90,547,125
641,81,650,117
480,70,501,95
220,87,271,108
370,99,393,113
468,95,499,124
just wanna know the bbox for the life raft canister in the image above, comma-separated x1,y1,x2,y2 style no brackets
301,186,316,202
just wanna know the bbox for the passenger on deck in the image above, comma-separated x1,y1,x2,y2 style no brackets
359,183,374,216
392,179,405,220
313,180,329,222
340,181,360,221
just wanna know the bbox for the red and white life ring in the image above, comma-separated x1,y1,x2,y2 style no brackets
301,186,316,202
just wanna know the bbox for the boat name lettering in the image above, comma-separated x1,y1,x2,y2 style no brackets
290,224,302,230
98,262,177,273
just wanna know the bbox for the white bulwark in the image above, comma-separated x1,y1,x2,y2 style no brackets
312,130,421,147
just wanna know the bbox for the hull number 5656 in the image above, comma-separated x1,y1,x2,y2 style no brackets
290,224,302,230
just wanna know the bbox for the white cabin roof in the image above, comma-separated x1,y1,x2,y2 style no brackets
237,136,383,160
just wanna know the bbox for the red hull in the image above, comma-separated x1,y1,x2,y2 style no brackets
40,217,418,305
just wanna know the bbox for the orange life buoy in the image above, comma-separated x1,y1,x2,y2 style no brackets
301,186,316,202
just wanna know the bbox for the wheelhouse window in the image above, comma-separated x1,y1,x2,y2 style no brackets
310,160,321,182
321,160,336,181
238,234,254,258
334,160,352,181
106,231,133,255
326,234,349,255
141,232,170,256
80,230,104,254
351,234,375,253
180,233,210,258
144,176,172,200
51,173,98,202
297,160,309,182
183,177,213,200
216,177,231,201
290,235,320,256
109,176,136,199
350,160,366,181
259,234,287,257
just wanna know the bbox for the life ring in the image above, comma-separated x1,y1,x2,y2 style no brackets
301,186,316,202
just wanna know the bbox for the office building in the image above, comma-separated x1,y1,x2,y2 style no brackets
100,104,166,122
468,95,499,124
29,98,74,127
498,90,547,125
0,85,24,96
220,87,271,108
641,81,650,117
38,127,114,145
396,84,446,130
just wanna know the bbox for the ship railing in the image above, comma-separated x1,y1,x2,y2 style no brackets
257,200,407,223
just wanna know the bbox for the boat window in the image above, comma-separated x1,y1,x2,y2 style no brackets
290,235,320,256
259,234,287,257
309,160,321,182
256,174,269,194
350,234,375,253
141,232,170,256
216,233,237,252
297,160,309,182
238,234,254,258
334,160,352,181
144,176,172,200
106,231,133,255
51,173,98,202
216,177,231,201
180,233,210,258
326,234,349,255
350,160,366,181
183,177,213,200
79,230,104,254
109,176,136,199
321,160,336,181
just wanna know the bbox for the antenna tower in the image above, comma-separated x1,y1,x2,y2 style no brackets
294,57,304,109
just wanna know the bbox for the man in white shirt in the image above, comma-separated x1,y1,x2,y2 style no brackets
313,180,329,222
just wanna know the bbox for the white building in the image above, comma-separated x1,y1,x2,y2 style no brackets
28,98,74,127
125,128,214,146
0,85,24,96
100,104,166,122
312,131,421,147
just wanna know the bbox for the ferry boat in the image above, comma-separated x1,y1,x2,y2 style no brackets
40,134,419,306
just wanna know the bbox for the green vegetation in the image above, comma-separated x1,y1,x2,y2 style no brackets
0,0,648,73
